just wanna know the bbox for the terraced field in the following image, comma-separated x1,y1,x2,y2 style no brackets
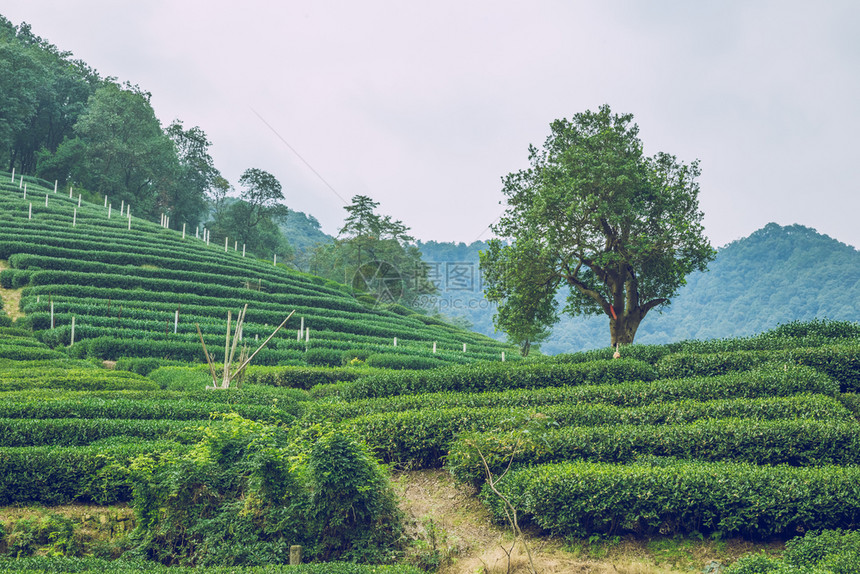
0,171,513,368
1,171,859,572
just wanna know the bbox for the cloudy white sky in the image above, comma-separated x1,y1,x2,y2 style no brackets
4,1,859,248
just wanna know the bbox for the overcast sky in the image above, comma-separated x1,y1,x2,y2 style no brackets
4,1,859,249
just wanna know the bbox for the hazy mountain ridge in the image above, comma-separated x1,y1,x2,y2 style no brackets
413,223,860,354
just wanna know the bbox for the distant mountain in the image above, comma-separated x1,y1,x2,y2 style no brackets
419,224,860,354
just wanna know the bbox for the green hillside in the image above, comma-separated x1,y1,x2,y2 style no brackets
417,224,860,354
0,172,513,367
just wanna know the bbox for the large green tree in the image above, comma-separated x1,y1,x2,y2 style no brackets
45,82,178,217
481,105,715,348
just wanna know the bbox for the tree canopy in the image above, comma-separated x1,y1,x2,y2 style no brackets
481,105,715,348
310,195,433,307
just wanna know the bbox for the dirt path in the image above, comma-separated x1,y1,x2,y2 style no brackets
393,469,679,574
0,260,25,322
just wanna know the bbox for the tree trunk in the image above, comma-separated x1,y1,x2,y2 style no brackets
609,312,643,347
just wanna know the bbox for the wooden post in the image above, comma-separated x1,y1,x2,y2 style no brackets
290,545,302,565
70,316,76,346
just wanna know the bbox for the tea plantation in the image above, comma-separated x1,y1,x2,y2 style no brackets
1,172,860,572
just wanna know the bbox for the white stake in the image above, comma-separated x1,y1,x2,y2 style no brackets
196,226,200,239
393,337,397,347
104,195,107,207
502,351,506,362
225,236,229,252
234,240,238,251
69,186,73,198
54,179,57,193
433,341,437,353
242,244,246,257
45,194,48,207
297,328,302,341
127,216,131,230
120,199,124,214
19,175,23,189
70,316,76,346
50,300,54,329
77,194,81,207
305,327,309,342
73,208,76,227
174,308,179,334
23,186,26,200
28,203,32,219
463,343,467,352
273,253,277,266
108,204,111,218
182,223,186,239
300,317,304,333
10,167,14,182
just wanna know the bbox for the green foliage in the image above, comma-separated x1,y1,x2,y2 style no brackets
304,347,347,368
309,195,434,309
345,358,657,399
308,431,403,562
130,416,403,566
727,529,860,573
0,441,185,505
484,459,860,539
482,105,715,347
243,365,366,390
0,556,424,573
448,418,860,485
657,344,860,392
364,353,443,370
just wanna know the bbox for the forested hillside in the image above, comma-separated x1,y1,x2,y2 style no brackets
418,224,860,354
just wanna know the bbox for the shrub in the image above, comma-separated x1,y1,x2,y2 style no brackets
244,365,366,389
345,358,657,400
485,460,860,538
305,347,347,367
364,353,443,370
448,418,860,485
131,416,404,566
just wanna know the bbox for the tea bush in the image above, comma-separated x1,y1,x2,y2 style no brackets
484,460,860,538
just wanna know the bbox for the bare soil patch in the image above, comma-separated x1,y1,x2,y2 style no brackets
393,469,781,574
0,260,25,321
